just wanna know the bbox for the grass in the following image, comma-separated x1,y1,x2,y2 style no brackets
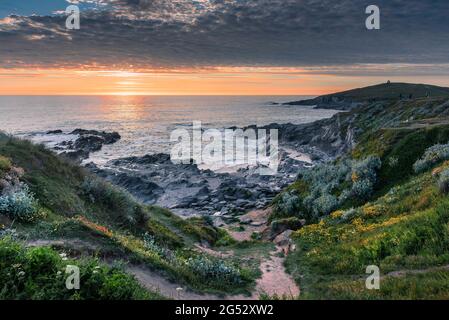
299,270,449,300
0,237,163,300
0,132,256,298
275,96,449,299
285,142,449,299
0,155,11,173
353,124,449,195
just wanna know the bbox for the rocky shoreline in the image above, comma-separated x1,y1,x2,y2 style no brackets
32,105,362,219
87,148,309,218
53,129,121,162
35,123,335,219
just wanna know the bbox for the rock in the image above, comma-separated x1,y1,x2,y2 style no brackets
0,166,24,194
108,173,163,203
70,129,121,144
196,186,210,196
0,215,13,227
74,135,105,152
46,130,63,134
79,128,317,217
240,217,253,225
268,217,305,240
50,129,122,162
235,199,248,206
274,230,293,246
250,221,266,227
61,150,89,162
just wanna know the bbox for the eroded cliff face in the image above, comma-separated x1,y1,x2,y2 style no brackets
274,96,449,159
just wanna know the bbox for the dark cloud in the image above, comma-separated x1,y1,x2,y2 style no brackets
1,0,449,70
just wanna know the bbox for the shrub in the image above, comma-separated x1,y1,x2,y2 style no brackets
271,217,304,234
341,208,358,222
351,179,375,199
313,193,338,216
185,256,243,286
0,238,159,300
438,168,449,194
350,156,381,200
82,176,145,225
0,184,39,222
351,155,381,183
274,156,381,222
274,192,301,217
143,233,176,262
414,143,449,173
388,156,399,168
0,155,11,172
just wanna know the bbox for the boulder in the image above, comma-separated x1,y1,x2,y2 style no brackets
274,230,293,246
268,217,305,240
46,129,63,134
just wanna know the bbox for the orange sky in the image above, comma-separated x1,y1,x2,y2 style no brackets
1,67,449,95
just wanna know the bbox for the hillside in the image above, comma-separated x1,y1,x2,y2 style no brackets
284,82,449,110
0,133,262,299
3,83,449,300
271,89,449,299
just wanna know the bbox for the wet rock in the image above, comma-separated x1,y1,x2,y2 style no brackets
74,135,105,153
60,149,90,162
274,230,293,246
48,129,122,163
46,130,63,134
70,129,121,145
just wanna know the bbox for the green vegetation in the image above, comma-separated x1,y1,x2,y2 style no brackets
3,84,449,300
0,184,39,222
272,155,381,223
0,155,11,172
276,87,449,299
0,237,162,300
283,124,449,299
0,133,255,299
318,82,449,102
286,82,449,107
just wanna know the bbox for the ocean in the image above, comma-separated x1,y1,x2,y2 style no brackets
0,95,338,166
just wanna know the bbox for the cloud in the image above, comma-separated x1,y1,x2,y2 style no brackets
0,0,448,72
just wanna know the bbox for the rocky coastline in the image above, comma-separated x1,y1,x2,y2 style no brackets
36,120,342,219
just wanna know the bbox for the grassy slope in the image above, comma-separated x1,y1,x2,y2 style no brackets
285,123,449,299
318,82,449,101
286,82,449,105
274,91,449,299
0,133,256,298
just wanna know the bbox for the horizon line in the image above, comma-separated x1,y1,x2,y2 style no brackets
0,94,318,97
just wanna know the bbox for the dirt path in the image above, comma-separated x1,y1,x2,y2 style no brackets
224,208,300,299
126,265,252,300
26,239,101,253
127,246,300,300
133,208,301,300
252,246,300,298
226,208,271,242
26,207,301,300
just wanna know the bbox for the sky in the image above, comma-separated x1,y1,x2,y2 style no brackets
1,0,449,95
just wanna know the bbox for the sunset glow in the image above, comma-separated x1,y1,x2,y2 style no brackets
2,67,449,96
